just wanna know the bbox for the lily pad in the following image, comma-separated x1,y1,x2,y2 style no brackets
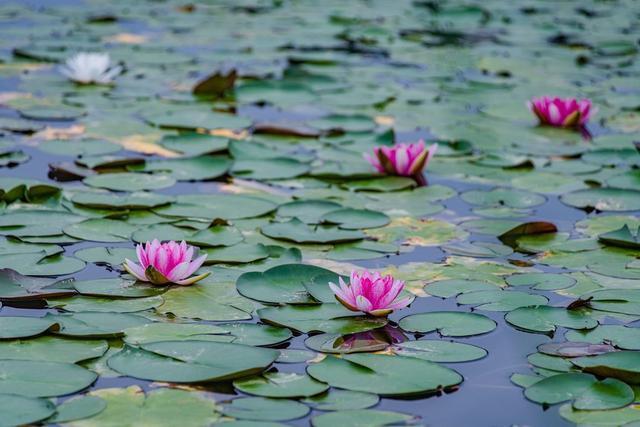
233,372,329,398
399,311,497,336
107,341,278,383
84,173,176,192
307,353,463,397
261,219,365,244
393,340,487,363
221,397,309,422
0,360,97,397
0,394,56,427
258,303,388,334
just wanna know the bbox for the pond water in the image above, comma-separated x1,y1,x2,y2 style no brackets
0,0,638,426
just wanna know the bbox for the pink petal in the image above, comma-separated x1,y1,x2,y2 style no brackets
355,295,373,313
124,259,148,282
183,254,207,278
166,261,191,282
387,296,412,310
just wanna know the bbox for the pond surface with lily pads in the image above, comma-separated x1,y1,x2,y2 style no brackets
0,0,639,426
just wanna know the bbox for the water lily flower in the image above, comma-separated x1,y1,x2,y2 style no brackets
123,240,209,286
60,52,122,85
365,140,437,186
528,96,594,128
329,270,412,317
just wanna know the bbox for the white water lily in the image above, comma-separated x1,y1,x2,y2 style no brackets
60,52,122,85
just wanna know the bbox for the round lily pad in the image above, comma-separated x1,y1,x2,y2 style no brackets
0,393,56,426
221,397,309,421
236,263,340,304
320,208,390,229
0,316,59,339
394,340,487,363
0,360,97,397
84,173,176,192
399,311,497,337
561,188,640,212
233,372,329,398
505,306,599,334
311,409,417,427
307,353,463,397
107,341,279,383
301,389,379,411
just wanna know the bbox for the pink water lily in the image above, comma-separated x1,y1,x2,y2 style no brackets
365,140,437,186
528,96,594,128
123,240,209,286
329,270,412,317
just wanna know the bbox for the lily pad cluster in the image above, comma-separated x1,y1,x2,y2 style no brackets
0,0,638,426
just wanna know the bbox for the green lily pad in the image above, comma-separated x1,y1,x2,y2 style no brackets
47,395,106,423
46,311,151,338
276,200,342,224
311,409,417,427
65,386,221,427
505,306,598,334
524,373,635,409
0,316,59,339
565,325,640,350
157,281,253,321
506,273,576,291
72,277,165,298
394,340,487,363
63,218,137,242
236,263,340,304
129,156,232,181
261,219,365,243
143,109,251,131
301,389,379,411
598,225,640,249
461,188,546,208
107,341,278,383
0,360,97,397
307,353,462,397
233,372,329,398
0,269,75,301
320,208,390,229
158,133,229,157
84,173,176,192
221,397,309,422
456,290,548,311
49,296,164,313
232,158,310,180
258,303,388,334
0,336,108,363
561,188,640,212
0,394,56,427
399,311,497,337
71,191,174,209
572,351,640,384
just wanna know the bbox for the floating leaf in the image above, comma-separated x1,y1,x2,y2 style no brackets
393,340,487,363
399,311,497,337
0,394,55,427
0,360,96,397
221,397,309,422
307,353,462,397
233,372,329,398
505,306,598,334
107,341,278,383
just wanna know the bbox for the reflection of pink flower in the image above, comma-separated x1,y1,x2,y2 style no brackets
528,96,594,128
329,270,412,317
365,140,437,180
123,240,209,286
